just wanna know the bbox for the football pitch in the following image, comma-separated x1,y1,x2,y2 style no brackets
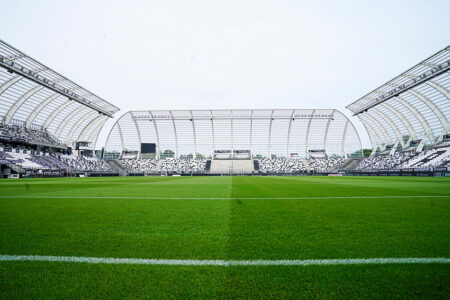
0,176,449,298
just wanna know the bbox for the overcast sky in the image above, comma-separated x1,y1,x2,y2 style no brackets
1,0,449,148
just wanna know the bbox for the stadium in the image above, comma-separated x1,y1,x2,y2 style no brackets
1,39,448,178
0,3,449,298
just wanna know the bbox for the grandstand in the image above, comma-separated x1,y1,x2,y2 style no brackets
0,39,119,178
347,46,449,153
348,45,450,173
103,109,362,174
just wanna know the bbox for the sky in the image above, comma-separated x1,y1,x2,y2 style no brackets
1,0,449,149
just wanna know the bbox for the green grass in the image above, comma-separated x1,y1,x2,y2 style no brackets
0,176,449,298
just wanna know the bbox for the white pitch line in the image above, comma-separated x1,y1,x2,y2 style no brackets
0,195,449,200
0,255,448,266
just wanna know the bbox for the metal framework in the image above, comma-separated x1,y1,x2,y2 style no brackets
105,109,362,159
0,39,119,148
346,46,450,152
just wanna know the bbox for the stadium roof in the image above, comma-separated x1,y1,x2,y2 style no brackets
105,109,362,159
0,39,119,148
346,46,450,152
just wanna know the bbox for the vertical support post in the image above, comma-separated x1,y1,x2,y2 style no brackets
5,85,44,124
363,112,392,147
372,107,405,148
304,109,316,159
390,140,399,155
323,110,335,156
148,111,160,159
249,110,253,158
394,96,433,142
26,93,60,128
286,109,295,158
79,115,104,142
130,112,142,159
0,76,22,95
169,111,178,158
88,119,107,149
380,102,415,142
408,90,448,133
341,120,349,158
116,123,125,157
210,110,215,155
230,111,233,158
190,110,197,159
360,117,384,151
268,110,274,158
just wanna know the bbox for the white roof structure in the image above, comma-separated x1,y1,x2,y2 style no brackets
0,39,119,149
347,46,450,152
105,109,361,159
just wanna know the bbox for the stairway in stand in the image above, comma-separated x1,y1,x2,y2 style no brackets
210,160,254,175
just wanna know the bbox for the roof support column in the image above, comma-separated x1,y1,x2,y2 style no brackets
102,116,117,159
5,85,44,124
304,109,316,158
88,119,107,149
360,117,383,151
0,76,21,95
230,112,233,158
116,123,125,156
249,110,253,158
79,115,105,141
408,90,448,133
426,81,450,99
55,106,86,138
210,110,215,155
268,110,274,158
390,140,400,155
369,146,378,158
190,110,197,159
323,110,335,155
131,112,142,159
363,112,392,147
66,111,97,142
380,102,415,141
394,96,433,142
148,111,160,159
25,93,59,128
286,109,295,158
417,137,428,152
341,120,349,157
169,111,178,158
43,101,73,129
371,107,405,148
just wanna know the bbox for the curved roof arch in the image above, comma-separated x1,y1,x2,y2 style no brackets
105,109,362,159
347,46,450,150
0,39,119,148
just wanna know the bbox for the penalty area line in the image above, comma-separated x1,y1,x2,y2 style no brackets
0,255,449,266
0,195,449,200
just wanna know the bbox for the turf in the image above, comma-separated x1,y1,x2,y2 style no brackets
0,176,449,298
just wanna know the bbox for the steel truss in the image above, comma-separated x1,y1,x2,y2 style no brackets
105,109,362,159
347,46,450,152
0,39,119,149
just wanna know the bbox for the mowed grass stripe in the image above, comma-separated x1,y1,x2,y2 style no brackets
1,255,449,266
0,195,449,199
